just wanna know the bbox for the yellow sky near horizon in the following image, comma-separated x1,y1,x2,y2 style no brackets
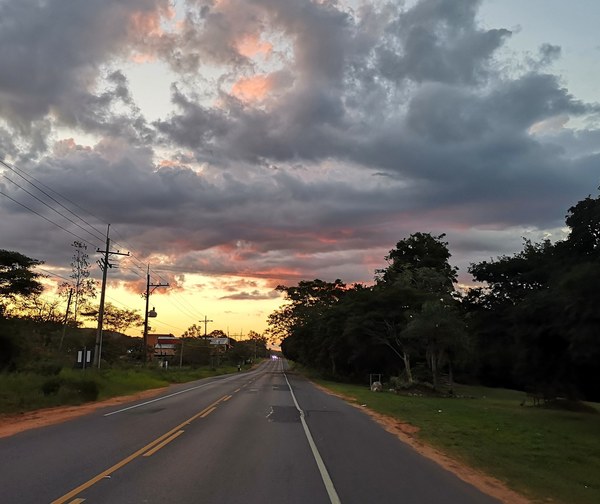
36,271,284,339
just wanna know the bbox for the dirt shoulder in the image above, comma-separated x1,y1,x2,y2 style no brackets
0,387,167,438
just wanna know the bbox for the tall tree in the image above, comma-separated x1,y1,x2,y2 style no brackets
101,303,144,333
373,234,464,385
376,232,458,289
467,190,600,399
182,323,204,338
272,279,347,368
268,279,347,343
60,241,97,324
403,299,468,391
563,192,600,257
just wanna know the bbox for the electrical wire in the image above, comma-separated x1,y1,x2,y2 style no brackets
1,159,107,242
36,266,72,283
1,161,206,335
0,189,101,248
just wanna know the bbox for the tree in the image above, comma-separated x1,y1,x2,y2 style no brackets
0,249,44,299
270,279,347,368
81,302,143,333
563,192,600,257
376,233,458,288
247,330,268,359
268,279,347,338
15,298,64,325
103,303,144,333
466,191,600,399
372,234,464,386
182,323,204,338
403,299,468,391
59,241,97,324
468,239,555,308
338,284,419,383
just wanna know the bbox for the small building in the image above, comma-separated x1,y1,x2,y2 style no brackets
146,333,180,361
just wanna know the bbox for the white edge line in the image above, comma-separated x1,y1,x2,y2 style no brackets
284,372,342,504
104,372,247,417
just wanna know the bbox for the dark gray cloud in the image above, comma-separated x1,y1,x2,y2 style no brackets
377,0,511,85
0,0,166,142
1,0,599,295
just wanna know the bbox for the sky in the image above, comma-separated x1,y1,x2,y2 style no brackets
1,0,599,337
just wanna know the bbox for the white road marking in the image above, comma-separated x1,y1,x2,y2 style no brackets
284,372,342,504
104,370,255,416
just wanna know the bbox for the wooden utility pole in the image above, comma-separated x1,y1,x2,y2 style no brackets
142,265,169,362
201,315,214,337
58,288,73,351
93,225,129,368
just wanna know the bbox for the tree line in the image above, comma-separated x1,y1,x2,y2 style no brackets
0,244,269,370
268,192,600,401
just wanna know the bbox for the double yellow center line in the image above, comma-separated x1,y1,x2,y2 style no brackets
52,395,229,504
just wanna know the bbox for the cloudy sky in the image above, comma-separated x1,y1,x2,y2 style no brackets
1,0,599,336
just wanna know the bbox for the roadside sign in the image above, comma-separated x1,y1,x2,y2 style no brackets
209,337,229,346
75,347,93,369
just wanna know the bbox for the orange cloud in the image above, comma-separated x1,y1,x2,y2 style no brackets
129,11,164,38
236,34,273,58
231,75,273,102
53,138,92,156
127,5,175,63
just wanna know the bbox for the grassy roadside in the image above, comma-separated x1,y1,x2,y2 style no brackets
0,365,242,415
311,378,600,504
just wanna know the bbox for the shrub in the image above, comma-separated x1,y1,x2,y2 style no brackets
71,378,99,402
37,362,63,376
41,376,61,396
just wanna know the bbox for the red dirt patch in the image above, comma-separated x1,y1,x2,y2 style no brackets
0,387,167,438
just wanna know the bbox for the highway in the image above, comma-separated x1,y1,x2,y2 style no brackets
0,359,500,503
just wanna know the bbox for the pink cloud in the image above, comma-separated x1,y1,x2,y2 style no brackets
236,33,273,58
231,75,274,103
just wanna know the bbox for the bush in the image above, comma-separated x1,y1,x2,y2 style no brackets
40,374,99,402
37,362,63,376
0,330,18,371
69,378,99,402
41,376,62,396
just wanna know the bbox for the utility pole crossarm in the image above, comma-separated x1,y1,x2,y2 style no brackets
201,315,214,337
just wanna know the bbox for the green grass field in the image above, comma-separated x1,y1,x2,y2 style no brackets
314,380,600,504
0,365,241,414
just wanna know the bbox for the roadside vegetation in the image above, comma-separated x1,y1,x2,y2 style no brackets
269,191,600,404
0,315,268,415
0,364,245,415
311,377,600,504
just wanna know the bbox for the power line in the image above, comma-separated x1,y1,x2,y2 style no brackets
1,159,106,241
1,161,204,336
36,266,71,283
1,173,105,244
0,189,101,248
151,318,186,333
164,291,204,320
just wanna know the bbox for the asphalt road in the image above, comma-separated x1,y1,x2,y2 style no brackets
0,359,500,503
